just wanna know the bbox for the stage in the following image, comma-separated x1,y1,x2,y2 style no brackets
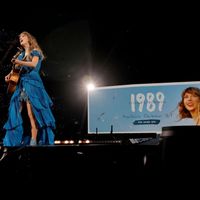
1,129,200,193
0,138,161,185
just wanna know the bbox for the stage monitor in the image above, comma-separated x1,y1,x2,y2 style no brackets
87,81,200,134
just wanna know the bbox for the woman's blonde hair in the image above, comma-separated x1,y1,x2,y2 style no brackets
19,31,45,60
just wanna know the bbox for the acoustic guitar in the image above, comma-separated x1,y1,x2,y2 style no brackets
7,47,23,94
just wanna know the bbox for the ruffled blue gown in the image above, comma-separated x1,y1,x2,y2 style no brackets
3,50,56,146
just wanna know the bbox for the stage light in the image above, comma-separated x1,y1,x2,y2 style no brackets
78,139,91,144
62,140,75,144
86,83,95,91
54,140,61,144
85,139,90,143
54,140,75,145
69,140,74,144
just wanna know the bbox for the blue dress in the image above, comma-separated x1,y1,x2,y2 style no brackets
3,50,56,146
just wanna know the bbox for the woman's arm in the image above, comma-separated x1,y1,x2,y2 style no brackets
12,56,39,68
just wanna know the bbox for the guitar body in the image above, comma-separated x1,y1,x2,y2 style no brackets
7,68,21,94
6,48,23,94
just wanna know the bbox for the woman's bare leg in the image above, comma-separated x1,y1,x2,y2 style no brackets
26,101,38,142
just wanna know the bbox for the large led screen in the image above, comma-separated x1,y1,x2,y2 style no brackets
88,81,200,134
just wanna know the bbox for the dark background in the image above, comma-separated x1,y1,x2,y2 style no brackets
0,6,199,139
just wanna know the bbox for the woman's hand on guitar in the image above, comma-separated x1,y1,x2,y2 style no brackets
11,58,16,64
11,58,20,65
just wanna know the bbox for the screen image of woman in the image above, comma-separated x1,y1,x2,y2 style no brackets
178,87,200,126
